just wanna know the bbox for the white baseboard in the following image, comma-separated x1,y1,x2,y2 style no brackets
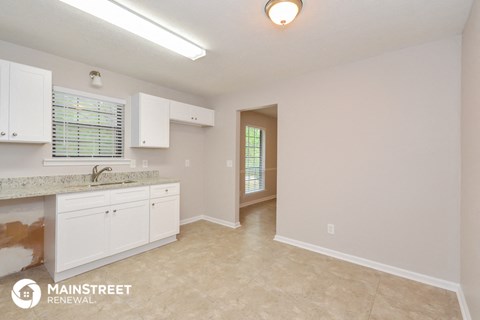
180,216,203,226
180,215,241,229
240,195,277,208
202,215,241,229
457,286,472,320
274,235,459,292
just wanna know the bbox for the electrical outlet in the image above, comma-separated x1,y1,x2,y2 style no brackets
130,159,136,168
327,224,335,235
185,159,190,167
142,160,148,168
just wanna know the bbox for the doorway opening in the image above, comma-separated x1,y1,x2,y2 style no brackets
238,105,278,233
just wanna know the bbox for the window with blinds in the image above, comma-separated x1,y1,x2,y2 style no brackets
52,88,125,158
245,126,265,194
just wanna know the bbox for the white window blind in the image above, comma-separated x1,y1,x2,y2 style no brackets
245,126,265,194
52,89,125,158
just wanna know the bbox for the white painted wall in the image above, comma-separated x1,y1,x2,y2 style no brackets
0,40,209,220
461,0,480,317
206,37,461,282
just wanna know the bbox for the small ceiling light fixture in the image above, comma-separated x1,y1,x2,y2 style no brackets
59,0,206,60
89,71,102,87
265,0,303,26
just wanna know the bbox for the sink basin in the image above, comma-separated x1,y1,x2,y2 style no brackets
65,180,137,189
91,180,137,187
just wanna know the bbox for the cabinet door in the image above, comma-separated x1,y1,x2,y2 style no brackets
9,62,52,143
170,100,214,127
170,100,192,123
192,106,215,126
109,200,149,255
150,196,180,242
57,206,109,272
0,60,9,141
131,93,170,148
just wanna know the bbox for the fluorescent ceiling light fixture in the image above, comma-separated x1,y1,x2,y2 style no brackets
59,0,206,60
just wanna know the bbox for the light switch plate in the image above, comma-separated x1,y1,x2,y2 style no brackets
142,160,148,168
226,160,233,168
185,160,190,167
327,224,335,235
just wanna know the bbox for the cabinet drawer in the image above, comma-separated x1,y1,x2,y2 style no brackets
110,186,149,204
58,190,110,213
150,183,180,198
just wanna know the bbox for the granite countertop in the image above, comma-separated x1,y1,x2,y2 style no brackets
0,171,179,200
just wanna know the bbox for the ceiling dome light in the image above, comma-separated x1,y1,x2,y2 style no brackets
265,0,303,26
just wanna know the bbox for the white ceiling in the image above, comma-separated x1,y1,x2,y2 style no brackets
0,0,473,98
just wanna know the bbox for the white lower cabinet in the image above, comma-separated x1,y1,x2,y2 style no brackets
57,206,109,272
150,196,180,242
109,200,149,255
45,183,180,282
150,183,180,242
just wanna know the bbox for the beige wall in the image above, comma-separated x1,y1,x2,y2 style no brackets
206,37,461,282
461,0,480,317
0,40,209,221
0,33,466,287
239,110,277,206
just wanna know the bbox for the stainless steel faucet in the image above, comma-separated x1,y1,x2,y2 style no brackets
91,165,112,182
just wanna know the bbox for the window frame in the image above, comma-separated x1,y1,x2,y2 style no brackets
44,86,130,167
244,125,266,194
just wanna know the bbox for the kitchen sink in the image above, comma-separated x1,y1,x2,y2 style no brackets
66,180,137,189
91,180,137,187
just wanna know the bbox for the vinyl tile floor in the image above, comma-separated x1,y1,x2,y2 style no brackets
0,200,461,319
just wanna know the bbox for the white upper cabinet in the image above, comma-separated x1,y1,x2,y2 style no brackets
0,59,52,143
170,100,214,127
131,92,170,148
0,60,9,141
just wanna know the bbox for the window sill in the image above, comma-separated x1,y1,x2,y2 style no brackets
43,158,132,167
245,189,266,195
